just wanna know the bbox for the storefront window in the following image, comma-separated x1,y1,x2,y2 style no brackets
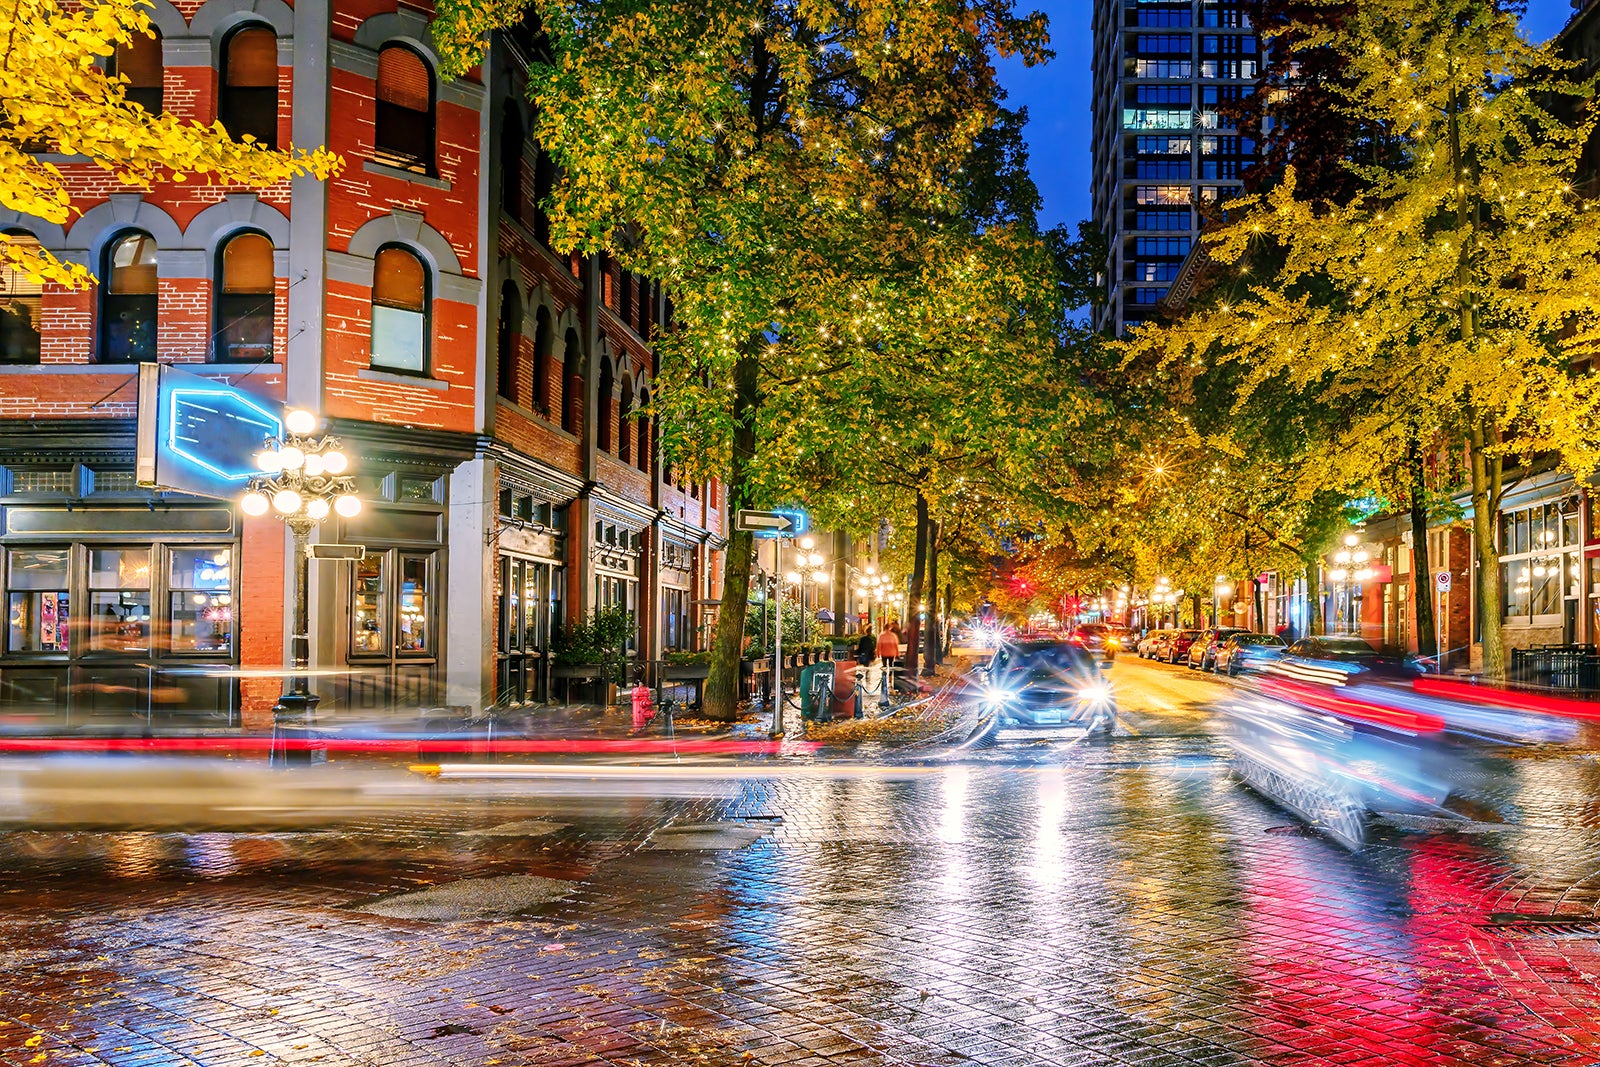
7,549,69,652
398,555,429,653
353,553,387,654
87,548,151,652
168,547,233,653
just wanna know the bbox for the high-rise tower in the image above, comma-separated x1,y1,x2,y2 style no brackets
1090,0,1261,334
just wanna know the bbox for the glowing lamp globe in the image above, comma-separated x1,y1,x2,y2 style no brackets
272,489,303,514
256,450,282,473
241,490,270,516
284,408,318,435
305,498,331,520
277,446,306,471
334,494,362,518
321,450,348,474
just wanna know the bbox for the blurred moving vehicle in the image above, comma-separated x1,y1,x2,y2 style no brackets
1270,635,1425,686
1069,623,1121,662
1213,632,1288,676
977,639,1115,734
1187,627,1250,671
1161,630,1202,664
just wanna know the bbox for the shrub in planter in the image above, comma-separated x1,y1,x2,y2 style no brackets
553,605,634,689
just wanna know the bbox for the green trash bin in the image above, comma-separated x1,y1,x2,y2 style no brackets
799,661,835,723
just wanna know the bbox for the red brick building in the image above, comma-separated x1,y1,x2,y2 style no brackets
0,0,724,728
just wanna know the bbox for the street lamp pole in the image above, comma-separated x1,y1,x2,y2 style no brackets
241,408,361,721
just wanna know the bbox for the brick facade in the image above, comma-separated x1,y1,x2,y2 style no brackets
0,0,725,727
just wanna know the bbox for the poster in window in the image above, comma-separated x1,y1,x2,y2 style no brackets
40,592,63,651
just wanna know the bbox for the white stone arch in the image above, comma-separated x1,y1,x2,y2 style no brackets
67,195,194,276
332,209,479,303
0,212,68,256
143,0,188,39
183,194,291,278
189,0,293,56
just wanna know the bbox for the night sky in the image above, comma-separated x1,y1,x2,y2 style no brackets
1000,0,1581,231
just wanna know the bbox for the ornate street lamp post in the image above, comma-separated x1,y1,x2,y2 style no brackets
239,408,361,719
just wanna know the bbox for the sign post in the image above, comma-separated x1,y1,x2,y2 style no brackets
1434,570,1451,671
735,509,808,737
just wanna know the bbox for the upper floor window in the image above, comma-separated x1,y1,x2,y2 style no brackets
617,380,633,463
0,232,43,365
370,245,428,373
501,104,523,220
497,280,518,401
112,30,163,113
215,231,274,362
100,231,157,363
374,45,435,175
220,26,278,148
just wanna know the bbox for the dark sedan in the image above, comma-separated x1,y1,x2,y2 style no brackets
1187,627,1250,671
1213,632,1287,676
1269,635,1424,686
977,639,1116,734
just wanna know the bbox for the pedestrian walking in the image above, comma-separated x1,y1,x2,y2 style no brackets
856,629,879,697
876,622,902,701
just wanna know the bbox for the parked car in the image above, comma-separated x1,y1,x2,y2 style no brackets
978,639,1115,733
1162,630,1202,664
1213,632,1288,676
1187,627,1250,671
1069,623,1121,662
1137,630,1166,658
1270,634,1424,686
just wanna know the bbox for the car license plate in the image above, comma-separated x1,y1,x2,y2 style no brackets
1034,710,1061,724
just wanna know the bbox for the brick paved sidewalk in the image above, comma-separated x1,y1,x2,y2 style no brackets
5,742,1600,1066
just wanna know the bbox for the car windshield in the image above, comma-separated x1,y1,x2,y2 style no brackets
1003,641,1094,678
1318,637,1378,658
1235,634,1285,647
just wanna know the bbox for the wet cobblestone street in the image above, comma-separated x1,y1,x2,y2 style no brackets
5,661,1600,1066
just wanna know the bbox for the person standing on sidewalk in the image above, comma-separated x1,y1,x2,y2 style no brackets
876,621,901,701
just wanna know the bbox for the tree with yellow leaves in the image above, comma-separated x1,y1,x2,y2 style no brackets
1122,0,1600,680
0,0,338,286
436,0,1052,719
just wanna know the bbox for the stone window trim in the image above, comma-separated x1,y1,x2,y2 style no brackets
330,11,484,112
328,209,480,304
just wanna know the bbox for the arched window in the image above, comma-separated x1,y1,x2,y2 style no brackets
496,280,519,401
501,104,523,221
220,25,278,148
562,328,582,434
100,231,157,363
0,232,42,365
596,356,614,452
533,306,552,413
215,231,274,362
374,44,435,175
533,130,556,246
636,389,651,473
617,377,633,463
112,30,163,113
370,244,428,373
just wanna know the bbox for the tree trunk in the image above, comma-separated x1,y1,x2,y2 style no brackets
1304,558,1323,636
922,521,940,675
1191,592,1202,629
1251,575,1265,633
1469,419,1505,681
934,585,947,659
1408,436,1437,660
905,492,930,681
702,346,761,721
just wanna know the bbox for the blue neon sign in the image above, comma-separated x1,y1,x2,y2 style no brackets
137,364,283,501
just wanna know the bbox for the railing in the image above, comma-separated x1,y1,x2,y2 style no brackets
1510,644,1600,692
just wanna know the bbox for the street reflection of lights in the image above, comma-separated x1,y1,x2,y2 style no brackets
1030,772,1067,885
938,767,968,845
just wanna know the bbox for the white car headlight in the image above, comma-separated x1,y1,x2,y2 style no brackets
1077,683,1112,705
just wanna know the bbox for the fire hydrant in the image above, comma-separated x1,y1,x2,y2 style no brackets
631,684,656,733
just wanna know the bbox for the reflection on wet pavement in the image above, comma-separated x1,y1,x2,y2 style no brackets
1,659,1600,1065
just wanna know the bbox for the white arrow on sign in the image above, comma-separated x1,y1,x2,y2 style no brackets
735,509,796,534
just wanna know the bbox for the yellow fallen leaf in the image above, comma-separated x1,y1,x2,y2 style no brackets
24,1036,42,1047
